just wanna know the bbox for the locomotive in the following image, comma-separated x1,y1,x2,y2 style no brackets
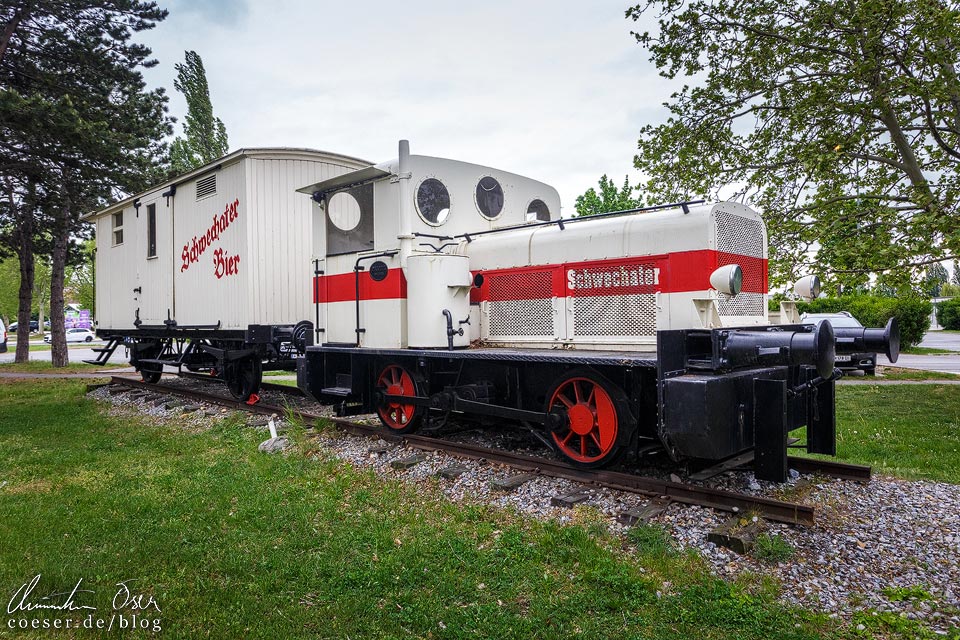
86,141,898,482
296,141,899,481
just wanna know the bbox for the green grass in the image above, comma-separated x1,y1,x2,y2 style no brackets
0,361,110,374
752,534,795,564
797,385,960,483
0,379,843,640
876,366,960,381
901,346,960,355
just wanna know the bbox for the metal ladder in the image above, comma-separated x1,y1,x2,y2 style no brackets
83,337,122,366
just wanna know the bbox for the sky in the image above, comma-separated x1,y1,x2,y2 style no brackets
139,0,676,214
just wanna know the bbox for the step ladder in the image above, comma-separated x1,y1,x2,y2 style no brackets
83,337,122,366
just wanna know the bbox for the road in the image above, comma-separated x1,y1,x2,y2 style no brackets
0,340,129,366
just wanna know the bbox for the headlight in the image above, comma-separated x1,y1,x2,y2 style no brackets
710,264,743,296
793,275,821,301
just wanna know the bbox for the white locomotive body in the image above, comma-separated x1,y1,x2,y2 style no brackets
297,142,898,479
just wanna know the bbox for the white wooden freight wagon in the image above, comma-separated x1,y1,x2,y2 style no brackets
85,147,370,399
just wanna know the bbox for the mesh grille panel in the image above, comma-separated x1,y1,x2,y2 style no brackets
716,292,765,316
488,270,554,337
574,293,657,337
715,211,765,317
716,211,763,257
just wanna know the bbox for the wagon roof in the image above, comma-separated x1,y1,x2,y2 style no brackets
83,147,371,220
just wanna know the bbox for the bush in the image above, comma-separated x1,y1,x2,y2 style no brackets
796,295,931,348
937,298,960,330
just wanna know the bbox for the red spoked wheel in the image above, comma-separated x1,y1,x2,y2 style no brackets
547,373,625,468
375,364,424,434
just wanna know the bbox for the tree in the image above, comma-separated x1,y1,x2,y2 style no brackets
952,260,960,287
575,174,642,217
627,0,960,290
924,262,949,297
1,1,172,366
169,50,229,174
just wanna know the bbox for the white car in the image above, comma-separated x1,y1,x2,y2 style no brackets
44,328,96,343
0,319,6,353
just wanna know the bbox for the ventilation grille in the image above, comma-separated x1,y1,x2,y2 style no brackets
487,270,554,337
196,174,217,200
715,211,765,317
574,293,657,337
716,211,763,257
717,292,765,316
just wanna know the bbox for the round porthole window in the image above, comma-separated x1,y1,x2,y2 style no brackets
327,191,362,231
475,176,504,219
416,178,451,225
526,199,550,222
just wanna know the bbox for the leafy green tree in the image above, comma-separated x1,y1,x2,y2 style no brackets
0,0,172,365
169,50,229,174
924,262,949,297
575,175,642,217
627,0,960,289
952,260,960,287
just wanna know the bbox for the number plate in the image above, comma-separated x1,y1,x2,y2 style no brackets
835,355,851,362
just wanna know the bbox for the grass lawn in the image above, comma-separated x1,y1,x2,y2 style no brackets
0,361,110,374
876,366,960,381
0,379,848,640
901,346,960,355
815,385,960,483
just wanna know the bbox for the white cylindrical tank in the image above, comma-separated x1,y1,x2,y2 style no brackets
406,253,473,348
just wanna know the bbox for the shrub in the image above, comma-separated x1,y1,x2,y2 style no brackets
796,295,931,348
937,297,960,330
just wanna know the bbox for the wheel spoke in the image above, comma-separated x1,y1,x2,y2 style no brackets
560,430,574,446
586,385,596,407
590,432,602,448
555,393,574,409
580,435,587,456
572,381,582,403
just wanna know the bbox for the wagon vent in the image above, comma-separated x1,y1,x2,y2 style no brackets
714,211,765,316
196,174,217,200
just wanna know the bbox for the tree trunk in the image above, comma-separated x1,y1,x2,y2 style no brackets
14,234,34,363
9,179,34,363
49,206,70,367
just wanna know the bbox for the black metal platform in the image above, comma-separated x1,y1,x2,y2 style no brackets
305,344,659,368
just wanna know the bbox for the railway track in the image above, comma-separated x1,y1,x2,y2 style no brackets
105,375,872,527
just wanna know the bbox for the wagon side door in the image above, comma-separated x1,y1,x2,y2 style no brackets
136,194,174,325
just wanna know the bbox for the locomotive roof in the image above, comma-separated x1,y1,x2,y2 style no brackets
83,147,371,220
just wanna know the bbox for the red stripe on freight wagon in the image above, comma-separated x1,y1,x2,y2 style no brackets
313,269,407,304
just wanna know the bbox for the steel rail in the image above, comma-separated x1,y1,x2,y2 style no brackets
108,376,822,525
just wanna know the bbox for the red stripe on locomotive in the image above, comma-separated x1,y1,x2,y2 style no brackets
315,249,766,304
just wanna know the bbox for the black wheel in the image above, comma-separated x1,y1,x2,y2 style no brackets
545,368,633,469
85,336,92,342
136,342,163,384
226,357,262,402
863,367,876,376
374,363,425,434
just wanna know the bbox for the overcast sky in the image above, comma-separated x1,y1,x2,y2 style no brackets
140,0,675,213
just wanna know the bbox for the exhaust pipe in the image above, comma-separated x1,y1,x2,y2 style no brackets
721,321,836,379
833,317,899,363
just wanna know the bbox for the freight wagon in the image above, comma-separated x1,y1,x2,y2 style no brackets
85,148,369,399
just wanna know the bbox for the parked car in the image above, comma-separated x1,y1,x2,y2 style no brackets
44,328,96,344
0,319,6,353
8,320,40,333
800,311,876,375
